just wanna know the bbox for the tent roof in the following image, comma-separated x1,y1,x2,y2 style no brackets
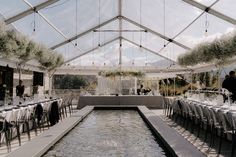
0,0,235,73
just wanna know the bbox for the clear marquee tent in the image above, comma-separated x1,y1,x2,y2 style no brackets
0,0,236,76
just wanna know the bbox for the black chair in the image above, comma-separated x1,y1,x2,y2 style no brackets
17,106,31,142
167,98,173,117
9,108,22,146
49,101,59,126
217,109,233,155
194,104,208,138
180,100,192,129
224,111,236,157
163,97,168,116
25,104,40,138
174,99,184,124
189,102,201,134
0,115,11,152
34,103,44,132
62,98,69,117
208,107,224,152
41,102,52,130
66,97,73,116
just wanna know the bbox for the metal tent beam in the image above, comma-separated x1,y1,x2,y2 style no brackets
118,0,122,65
22,0,83,53
172,0,219,41
122,16,191,50
64,37,120,64
183,0,236,25
122,37,178,64
51,15,191,51
5,0,59,24
51,16,118,50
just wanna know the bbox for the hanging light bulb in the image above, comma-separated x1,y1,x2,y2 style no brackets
132,60,135,65
92,31,95,66
131,32,135,66
32,12,36,36
139,0,143,53
204,12,209,37
98,44,102,52
204,29,208,37
75,0,78,46
97,0,102,53
163,0,166,48
32,28,36,36
139,45,143,52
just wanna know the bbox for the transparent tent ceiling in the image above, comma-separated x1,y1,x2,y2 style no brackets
0,0,236,73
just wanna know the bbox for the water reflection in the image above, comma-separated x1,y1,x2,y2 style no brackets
44,110,166,157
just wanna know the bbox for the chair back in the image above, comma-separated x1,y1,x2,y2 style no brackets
189,102,199,117
202,106,213,124
208,108,220,126
26,105,36,120
17,107,28,122
11,108,21,122
218,110,231,131
195,104,204,120
0,115,6,132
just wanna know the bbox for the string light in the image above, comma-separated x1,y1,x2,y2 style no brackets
145,31,148,66
132,60,135,65
103,32,106,66
139,44,143,52
132,32,135,65
163,0,166,47
32,12,36,36
98,43,102,53
75,0,78,46
139,0,143,50
98,0,101,48
205,12,209,37
92,31,95,65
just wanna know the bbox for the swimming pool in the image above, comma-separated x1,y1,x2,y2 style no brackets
43,110,167,157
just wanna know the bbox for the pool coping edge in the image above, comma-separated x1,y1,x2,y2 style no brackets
137,106,206,157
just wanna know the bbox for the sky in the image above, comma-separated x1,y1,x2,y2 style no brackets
0,0,235,68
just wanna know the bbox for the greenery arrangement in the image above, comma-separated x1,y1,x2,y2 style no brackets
0,21,64,71
178,31,236,66
53,75,87,89
159,76,192,96
98,70,145,78
159,71,220,96
192,71,219,88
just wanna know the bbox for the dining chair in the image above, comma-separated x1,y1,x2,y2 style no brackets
0,114,11,152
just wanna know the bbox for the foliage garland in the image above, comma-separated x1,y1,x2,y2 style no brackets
178,31,236,66
98,70,145,78
0,21,64,71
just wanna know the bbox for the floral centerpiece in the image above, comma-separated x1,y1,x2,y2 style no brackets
98,70,145,78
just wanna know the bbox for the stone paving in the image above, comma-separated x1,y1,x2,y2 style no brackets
0,128,49,157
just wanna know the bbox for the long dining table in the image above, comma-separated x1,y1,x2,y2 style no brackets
175,97,236,131
0,98,62,140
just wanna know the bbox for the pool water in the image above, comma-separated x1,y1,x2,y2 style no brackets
43,110,167,157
